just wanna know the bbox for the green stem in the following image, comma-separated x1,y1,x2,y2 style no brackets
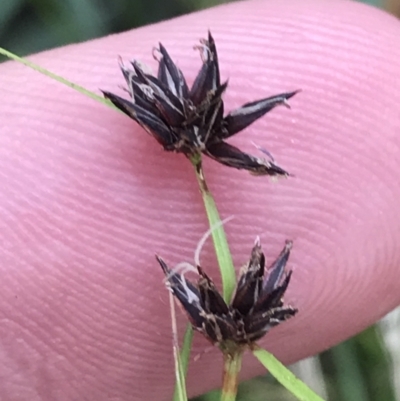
169,292,189,401
172,325,193,401
172,156,238,401
220,350,243,401
191,156,236,303
0,47,112,108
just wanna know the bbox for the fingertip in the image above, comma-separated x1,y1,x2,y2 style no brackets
1,1,400,400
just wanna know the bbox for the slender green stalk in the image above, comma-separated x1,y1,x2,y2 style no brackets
0,47,112,108
220,350,243,401
172,325,193,401
178,326,193,378
252,346,325,401
169,292,189,401
191,156,236,303
173,156,237,401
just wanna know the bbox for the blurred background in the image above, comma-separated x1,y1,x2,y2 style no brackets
1,0,399,400
0,0,399,58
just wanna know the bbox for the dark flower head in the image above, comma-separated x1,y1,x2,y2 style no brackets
103,32,298,176
157,239,297,354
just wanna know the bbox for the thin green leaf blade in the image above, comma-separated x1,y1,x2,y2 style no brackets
172,325,193,401
0,47,112,108
252,347,326,401
169,293,189,401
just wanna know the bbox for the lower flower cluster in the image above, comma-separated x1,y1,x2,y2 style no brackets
157,238,297,354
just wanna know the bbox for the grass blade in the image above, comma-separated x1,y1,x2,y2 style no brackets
0,47,112,107
172,325,193,401
252,347,326,401
169,292,189,401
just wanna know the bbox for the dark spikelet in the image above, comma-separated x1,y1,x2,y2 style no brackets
156,255,205,329
205,141,289,176
103,91,177,148
158,239,297,352
222,91,300,138
197,266,230,315
230,238,265,316
263,240,293,293
103,32,298,176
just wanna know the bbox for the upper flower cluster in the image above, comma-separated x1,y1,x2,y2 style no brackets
157,239,297,354
103,32,298,176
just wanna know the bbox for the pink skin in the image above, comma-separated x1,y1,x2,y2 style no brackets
1,0,400,400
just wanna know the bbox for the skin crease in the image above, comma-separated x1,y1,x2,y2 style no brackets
0,0,400,399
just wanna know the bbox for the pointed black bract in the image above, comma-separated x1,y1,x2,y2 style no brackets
103,32,298,176
157,239,297,352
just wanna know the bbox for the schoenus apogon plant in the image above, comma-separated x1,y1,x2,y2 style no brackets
101,33,321,401
0,31,327,401
157,237,297,401
102,31,298,177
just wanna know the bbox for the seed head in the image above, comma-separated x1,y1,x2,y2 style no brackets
157,239,297,354
103,32,298,176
